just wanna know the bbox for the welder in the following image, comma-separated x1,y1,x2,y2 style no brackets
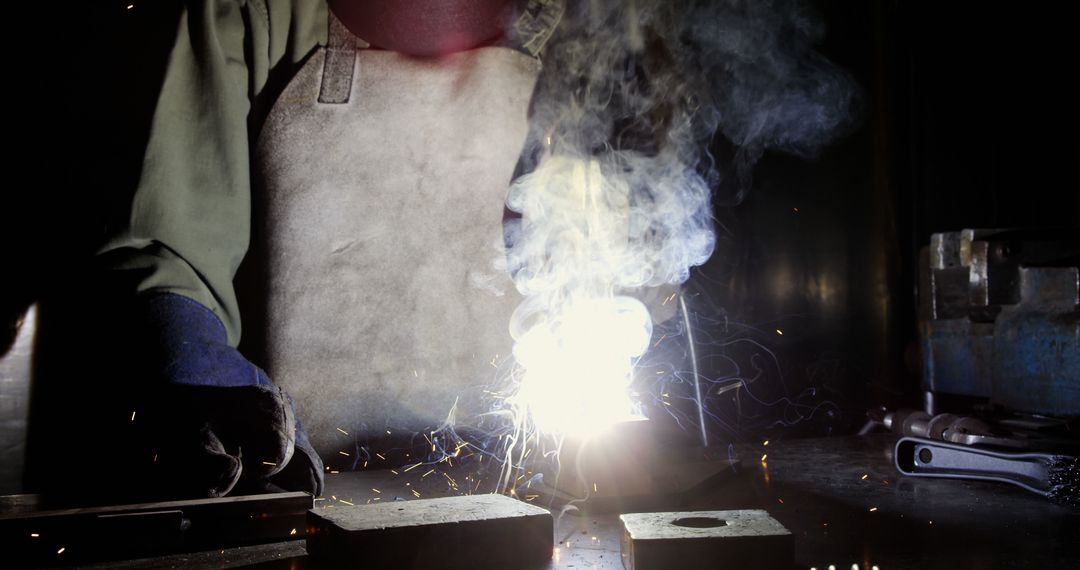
28,0,562,502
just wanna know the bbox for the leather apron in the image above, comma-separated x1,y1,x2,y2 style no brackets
255,14,544,456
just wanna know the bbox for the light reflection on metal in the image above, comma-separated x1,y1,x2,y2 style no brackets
680,295,708,448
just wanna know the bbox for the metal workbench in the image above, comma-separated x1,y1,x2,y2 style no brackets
80,435,1080,569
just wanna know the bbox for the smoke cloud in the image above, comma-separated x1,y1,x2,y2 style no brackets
500,0,859,435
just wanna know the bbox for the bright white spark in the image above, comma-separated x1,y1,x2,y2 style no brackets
510,296,649,436
506,157,657,437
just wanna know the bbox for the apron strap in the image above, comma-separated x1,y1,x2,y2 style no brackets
319,12,369,104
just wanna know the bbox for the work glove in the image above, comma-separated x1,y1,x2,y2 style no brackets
133,293,323,498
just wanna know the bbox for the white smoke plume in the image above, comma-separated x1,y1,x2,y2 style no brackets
500,0,859,437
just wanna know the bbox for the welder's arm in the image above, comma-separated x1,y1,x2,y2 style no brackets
95,0,327,345
90,0,328,496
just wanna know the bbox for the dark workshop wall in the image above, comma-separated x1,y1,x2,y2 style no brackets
2,0,184,496
679,0,1079,443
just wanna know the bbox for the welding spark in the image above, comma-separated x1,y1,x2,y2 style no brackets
437,0,858,497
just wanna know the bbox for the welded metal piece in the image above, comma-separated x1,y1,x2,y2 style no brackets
619,509,792,570
541,419,735,504
306,494,552,570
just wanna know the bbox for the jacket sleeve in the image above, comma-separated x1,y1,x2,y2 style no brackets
95,0,327,346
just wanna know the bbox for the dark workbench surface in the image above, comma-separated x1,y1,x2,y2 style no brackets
88,435,1080,569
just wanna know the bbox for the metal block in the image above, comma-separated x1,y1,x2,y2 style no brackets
619,509,792,570
306,493,552,569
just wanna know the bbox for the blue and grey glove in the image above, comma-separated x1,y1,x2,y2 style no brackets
136,293,323,498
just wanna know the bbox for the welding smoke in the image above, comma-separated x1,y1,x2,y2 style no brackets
500,0,859,436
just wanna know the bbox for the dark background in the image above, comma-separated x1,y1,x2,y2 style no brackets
3,1,1079,490
648,0,1079,442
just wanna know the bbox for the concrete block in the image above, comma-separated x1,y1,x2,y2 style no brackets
307,493,552,569
619,509,792,570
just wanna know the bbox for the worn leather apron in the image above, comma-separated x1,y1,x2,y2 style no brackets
255,15,542,456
